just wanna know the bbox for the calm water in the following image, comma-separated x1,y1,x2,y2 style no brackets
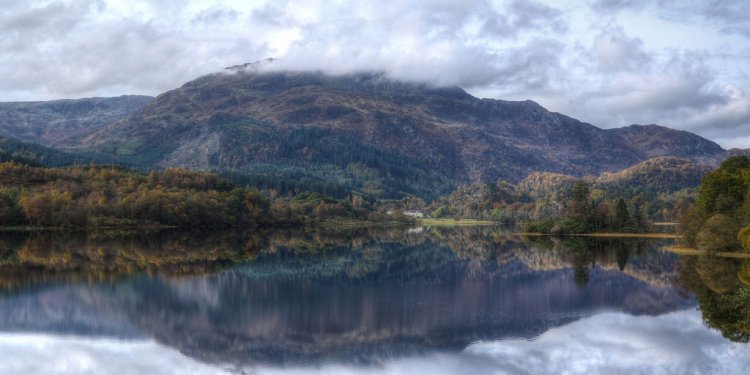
0,226,748,374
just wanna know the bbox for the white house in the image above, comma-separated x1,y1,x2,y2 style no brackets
403,210,424,218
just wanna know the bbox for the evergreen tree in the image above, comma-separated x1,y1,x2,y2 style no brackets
614,198,630,230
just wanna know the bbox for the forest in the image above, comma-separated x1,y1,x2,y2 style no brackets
521,182,652,234
0,136,93,167
0,162,384,229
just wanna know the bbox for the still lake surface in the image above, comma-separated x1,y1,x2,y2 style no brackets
0,226,748,374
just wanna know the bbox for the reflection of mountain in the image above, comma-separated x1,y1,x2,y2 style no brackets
0,228,692,366
0,286,144,338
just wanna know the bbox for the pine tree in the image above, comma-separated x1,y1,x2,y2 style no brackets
614,198,630,230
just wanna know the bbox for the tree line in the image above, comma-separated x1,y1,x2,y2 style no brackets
523,181,651,234
0,162,385,229
683,156,750,254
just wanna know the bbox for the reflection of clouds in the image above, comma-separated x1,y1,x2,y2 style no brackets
1,310,749,374
464,309,747,374
0,334,219,375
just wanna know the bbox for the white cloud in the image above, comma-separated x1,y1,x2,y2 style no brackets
592,26,651,72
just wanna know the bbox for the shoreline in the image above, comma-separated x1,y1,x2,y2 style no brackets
662,245,750,258
517,232,681,239
0,220,416,232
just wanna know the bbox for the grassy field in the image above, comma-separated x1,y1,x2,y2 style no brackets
418,218,497,226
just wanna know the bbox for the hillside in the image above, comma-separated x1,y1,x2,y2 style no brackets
0,69,739,198
433,157,712,222
0,136,92,167
597,157,712,194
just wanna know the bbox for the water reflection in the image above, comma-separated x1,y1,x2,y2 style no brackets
676,254,750,343
0,226,700,371
0,229,259,290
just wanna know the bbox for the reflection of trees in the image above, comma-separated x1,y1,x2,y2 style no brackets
676,255,750,343
0,226,677,292
616,244,630,271
0,230,266,290
522,235,672,288
573,266,590,289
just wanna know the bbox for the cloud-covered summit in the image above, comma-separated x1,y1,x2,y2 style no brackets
0,0,748,147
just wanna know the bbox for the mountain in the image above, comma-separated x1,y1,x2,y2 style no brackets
0,95,153,147
0,69,737,198
82,71,647,178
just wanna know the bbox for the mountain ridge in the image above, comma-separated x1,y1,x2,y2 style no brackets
0,95,153,147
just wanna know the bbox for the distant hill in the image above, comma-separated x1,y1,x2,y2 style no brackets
0,95,153,147
597,156,712,194
0,69,740,198
438,157,712,221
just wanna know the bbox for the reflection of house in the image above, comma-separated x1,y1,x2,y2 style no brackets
403,210,424,218
385,210,425,218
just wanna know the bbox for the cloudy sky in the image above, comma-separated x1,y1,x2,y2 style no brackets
1,0,749,147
